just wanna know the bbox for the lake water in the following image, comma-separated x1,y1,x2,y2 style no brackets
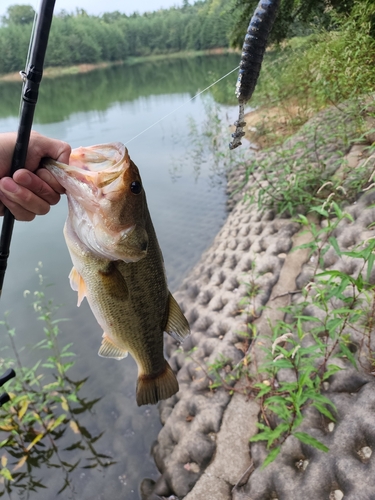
0,53,241,499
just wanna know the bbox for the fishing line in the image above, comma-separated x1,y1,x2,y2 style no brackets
124,65,240,146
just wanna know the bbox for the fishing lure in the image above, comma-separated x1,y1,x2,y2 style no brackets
229,0,280,150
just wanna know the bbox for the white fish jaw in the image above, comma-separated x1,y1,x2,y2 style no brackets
44,143,148,262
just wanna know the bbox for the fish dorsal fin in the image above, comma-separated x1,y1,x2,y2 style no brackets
165,292,190,342
69,267,87,307
98,333,128,360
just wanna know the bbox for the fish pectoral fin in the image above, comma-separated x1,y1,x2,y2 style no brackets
98,262,129,301
98,333,128,360
165,292,190,343
69,267,87,307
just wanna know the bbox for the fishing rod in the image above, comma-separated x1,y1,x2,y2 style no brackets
0,0,56,398
0,0,56,296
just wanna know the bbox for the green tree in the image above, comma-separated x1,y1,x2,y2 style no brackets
1,4,35,26
229,0,374,47
0,0,238,73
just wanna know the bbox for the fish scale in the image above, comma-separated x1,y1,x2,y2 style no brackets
44,142,190,406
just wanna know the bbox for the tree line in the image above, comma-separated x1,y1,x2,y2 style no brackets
1,0,372,76
0,0,238,74
231,0,375,46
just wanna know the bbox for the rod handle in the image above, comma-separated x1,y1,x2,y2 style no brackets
0,368,16,387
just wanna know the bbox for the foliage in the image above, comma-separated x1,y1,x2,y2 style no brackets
0,0,237,74
229,0,372,48
0,267,114,497
249,203,375,464
248,2,375,119
1,5,35,26
243,104,374,217
204,197,375,467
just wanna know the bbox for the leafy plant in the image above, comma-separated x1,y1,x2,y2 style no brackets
249,202,375,465
0,266,114,498
236,3,375,148
171,94,252,183
243,104,374,217
202,198,375,467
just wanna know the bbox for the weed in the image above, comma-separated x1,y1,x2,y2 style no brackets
241,3,375,147
206,196,375,467
243,104,375,217
209,0,375,472
250,213,375,463
237,262,261,322
170,94,252,184
0,266,114,498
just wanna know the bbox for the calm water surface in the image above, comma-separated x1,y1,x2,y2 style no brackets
0,54,240,499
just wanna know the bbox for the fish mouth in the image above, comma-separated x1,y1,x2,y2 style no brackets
44,142,129,190
44,142,148,262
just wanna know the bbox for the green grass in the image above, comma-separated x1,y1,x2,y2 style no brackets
242,2,375,145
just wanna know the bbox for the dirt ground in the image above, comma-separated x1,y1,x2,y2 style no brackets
243,100,316,149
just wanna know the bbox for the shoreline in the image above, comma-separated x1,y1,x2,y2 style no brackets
0,48,239,83
141,98,375,499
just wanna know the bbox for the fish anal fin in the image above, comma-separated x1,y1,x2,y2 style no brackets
165,292,190,343
69,267,87,306
136,361,178,406
98,333,128,360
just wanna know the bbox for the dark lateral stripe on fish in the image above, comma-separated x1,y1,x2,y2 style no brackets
136,362,179,406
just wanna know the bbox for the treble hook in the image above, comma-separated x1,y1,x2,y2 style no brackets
0,368,16,407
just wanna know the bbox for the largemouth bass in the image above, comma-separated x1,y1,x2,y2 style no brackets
44,143,190,406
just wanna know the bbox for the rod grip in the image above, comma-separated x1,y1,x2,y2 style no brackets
0,368,16,387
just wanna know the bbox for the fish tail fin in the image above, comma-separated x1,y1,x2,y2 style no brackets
136,361,178,406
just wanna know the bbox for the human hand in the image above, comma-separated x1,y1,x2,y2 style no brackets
0,131,71,221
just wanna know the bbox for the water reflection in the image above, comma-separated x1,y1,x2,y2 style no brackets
0,54,239,124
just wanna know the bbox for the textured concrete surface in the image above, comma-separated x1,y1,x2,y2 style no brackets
141,99,375,500
184,393,259,500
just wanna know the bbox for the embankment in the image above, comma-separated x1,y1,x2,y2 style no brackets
141,97,375,500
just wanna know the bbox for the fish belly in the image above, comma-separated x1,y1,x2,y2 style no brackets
65,217,179,405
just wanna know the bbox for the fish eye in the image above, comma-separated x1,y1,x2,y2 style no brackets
130,181,142,195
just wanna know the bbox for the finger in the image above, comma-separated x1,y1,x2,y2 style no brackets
26,131,71,172
35,168,65,194
0,177,51,217
0,191,36,222
0,132,17,178
12,170,62,205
